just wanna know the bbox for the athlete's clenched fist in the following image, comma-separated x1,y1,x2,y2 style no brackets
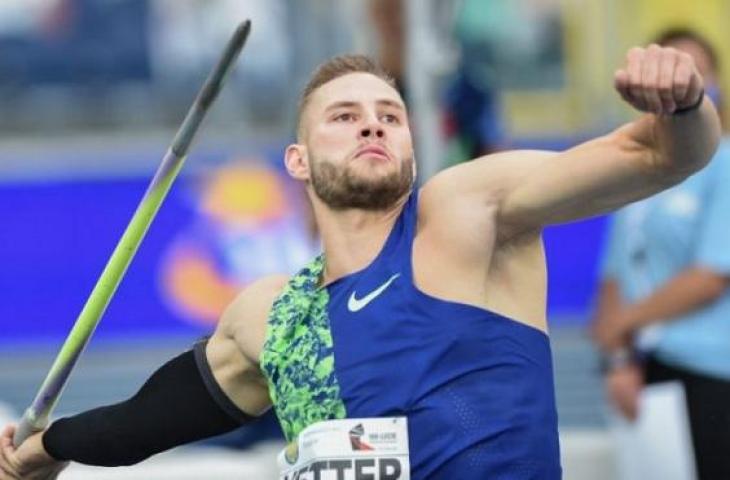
615,44,705,115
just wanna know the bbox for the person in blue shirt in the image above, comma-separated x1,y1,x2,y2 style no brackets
593,28,730,480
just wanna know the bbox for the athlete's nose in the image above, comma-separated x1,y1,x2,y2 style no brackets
359,123,385,140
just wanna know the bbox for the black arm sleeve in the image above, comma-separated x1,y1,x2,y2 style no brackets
42,340,255,466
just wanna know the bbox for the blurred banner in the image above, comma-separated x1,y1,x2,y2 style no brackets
0,146,319,344
0,145,606,346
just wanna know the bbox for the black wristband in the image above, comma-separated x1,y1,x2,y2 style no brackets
42,344,254,466
673,89,704,115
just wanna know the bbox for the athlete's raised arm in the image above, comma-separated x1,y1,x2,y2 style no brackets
428,44,721,239
0,275,287,479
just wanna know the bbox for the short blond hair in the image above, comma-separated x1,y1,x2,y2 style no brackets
297,54,397,138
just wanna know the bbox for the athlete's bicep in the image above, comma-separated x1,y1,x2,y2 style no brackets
426,135,663,241
498,138,658,229
483,128,682,236
205,333,271,416
207,275,290,416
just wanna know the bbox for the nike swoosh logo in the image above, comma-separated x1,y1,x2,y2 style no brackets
347,273,401,312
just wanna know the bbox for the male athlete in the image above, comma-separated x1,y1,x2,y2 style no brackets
1,44,720,479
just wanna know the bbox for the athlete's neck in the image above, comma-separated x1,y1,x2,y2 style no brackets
314,194,408,285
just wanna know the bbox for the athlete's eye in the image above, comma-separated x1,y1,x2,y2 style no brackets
381,114,400,124
334,112,355,122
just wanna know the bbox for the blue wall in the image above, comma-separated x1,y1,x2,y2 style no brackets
0,176,204,342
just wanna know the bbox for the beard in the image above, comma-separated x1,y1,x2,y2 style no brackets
309,153,414,211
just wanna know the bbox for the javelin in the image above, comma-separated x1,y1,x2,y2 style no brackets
13,20,252,447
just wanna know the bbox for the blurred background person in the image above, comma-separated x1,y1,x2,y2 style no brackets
149,0,290,122
441,0,564,163
0,0,150,90
593,27,730,480
368,0,406,97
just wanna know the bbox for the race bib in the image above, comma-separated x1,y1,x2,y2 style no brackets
277,417,410,480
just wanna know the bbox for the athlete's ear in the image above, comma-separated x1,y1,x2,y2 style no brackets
285,143,310,181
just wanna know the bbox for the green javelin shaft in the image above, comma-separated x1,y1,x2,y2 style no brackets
13,20,252,447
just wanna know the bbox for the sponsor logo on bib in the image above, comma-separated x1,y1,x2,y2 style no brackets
278,417,410,480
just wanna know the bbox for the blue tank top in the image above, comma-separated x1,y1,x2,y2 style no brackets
262,190,562,479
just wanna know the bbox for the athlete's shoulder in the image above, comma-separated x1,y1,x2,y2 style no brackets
219,274,290,334
247,274,291,298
